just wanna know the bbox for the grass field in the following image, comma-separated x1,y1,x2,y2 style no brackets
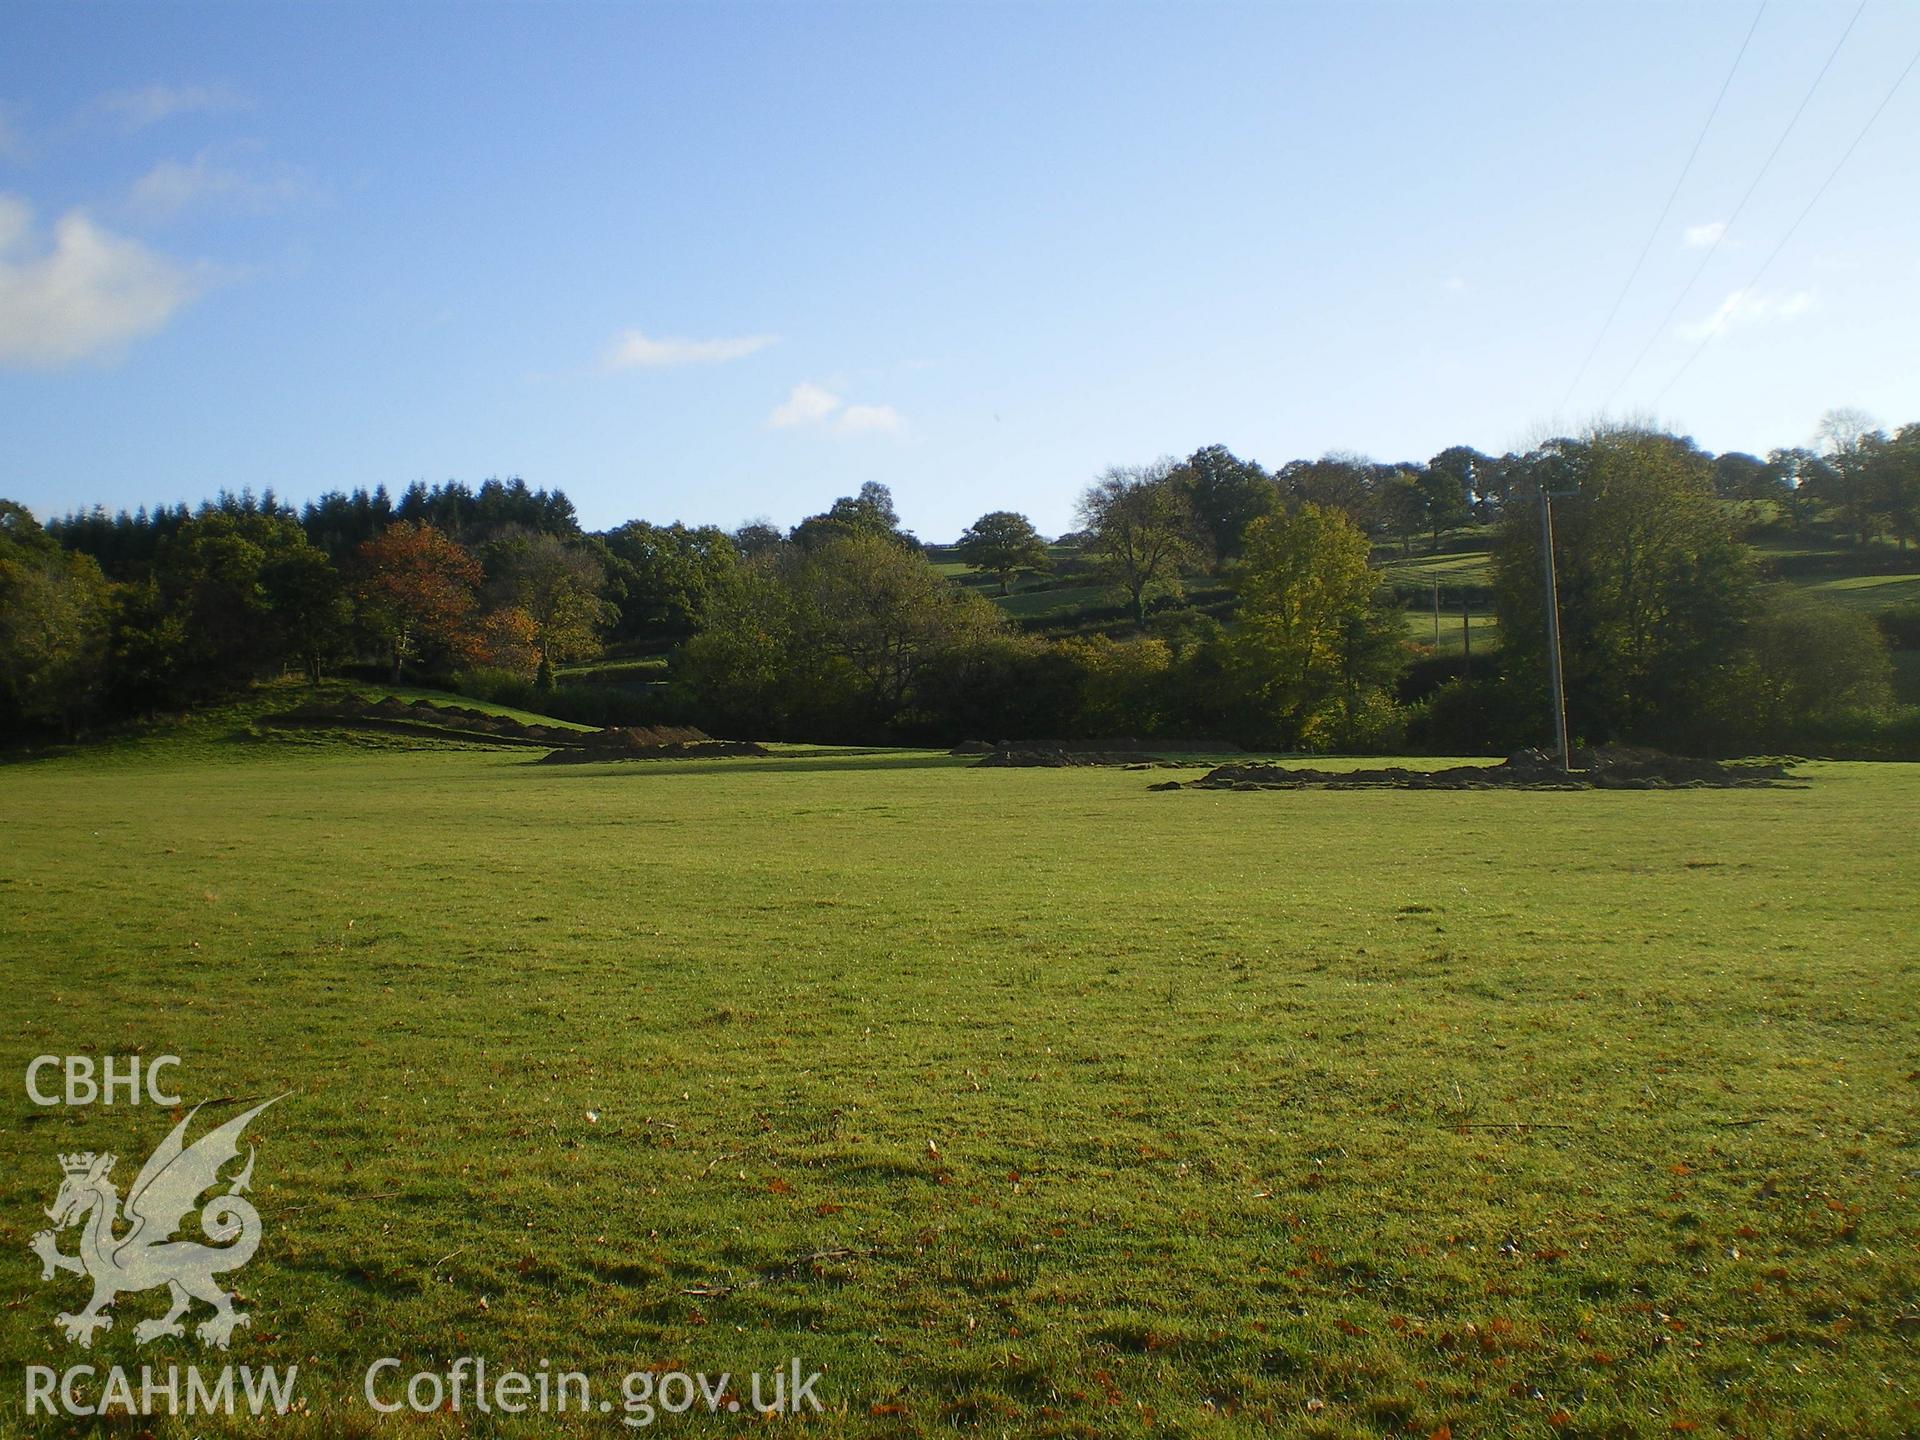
1375,550,1494,589
4,728,1918,1437
1790,573,1920,613
1399,610,1500,656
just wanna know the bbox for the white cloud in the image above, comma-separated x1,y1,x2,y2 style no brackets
0,194,200,368
127,147,315,222
603,328,776,369
1676,287,1815,341
768,381,843,426
1682,220,1726,249
766,383,906,435
837,402,905,434
99,83,250,131
1442,275,1467,293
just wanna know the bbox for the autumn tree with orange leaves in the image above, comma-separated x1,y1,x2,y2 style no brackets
354,521,485,681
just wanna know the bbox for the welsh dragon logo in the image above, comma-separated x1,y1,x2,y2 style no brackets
30,1096,284,1350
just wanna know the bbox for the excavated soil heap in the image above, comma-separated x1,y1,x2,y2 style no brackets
1171,746,1796,792
261,698,766,761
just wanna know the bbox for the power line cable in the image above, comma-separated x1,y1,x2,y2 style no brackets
1652,39,1920,406
1599,0,1868,413
1557,1,1767,415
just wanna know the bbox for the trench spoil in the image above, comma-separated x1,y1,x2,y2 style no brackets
260,698,766,761
1161,746,1798,792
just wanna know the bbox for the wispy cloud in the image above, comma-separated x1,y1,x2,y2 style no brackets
768,382,844,427
767,382,906,435
1676,287,1814,341
0,194,201,368
837,402,905,434
603,328,776,369
127,146,317,222
1442,275,1467,293
1682,220,1726,249
98,83,250,131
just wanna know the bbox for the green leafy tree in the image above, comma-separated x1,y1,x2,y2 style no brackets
955,510,1051,594
1733,589,1892,741
1171,445,1280,562
1376,470,1428,556
790,482,917,551
673,557,803,735
790,532,1004,721
0,501,112,735
1417,452,1474,551
1811,408,1884,545
1765,447,1834,529
678,533,1004,737
260,543,352,683
1076,462,1207,627
480,528,615,670
1493,428,1754,746
1866,423,1920,551
1228,503,1405,748
1059,634,1173,735
108,509,340,702
1275,453,1379,527
600,521,742,641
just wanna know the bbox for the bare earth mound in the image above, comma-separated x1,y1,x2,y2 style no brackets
260,699,766,762
260,697,578,747
974,744,1187,769
1165,746,1798,792
534,727,768,763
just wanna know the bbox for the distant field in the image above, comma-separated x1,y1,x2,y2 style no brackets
1400,608,1500,655
992,582,1112,621
1376,549,1494,589
1791,572,1920,612
4,725,1917,1437
556,656,670,686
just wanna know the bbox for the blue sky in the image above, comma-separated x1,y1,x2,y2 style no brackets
2,2,1917,540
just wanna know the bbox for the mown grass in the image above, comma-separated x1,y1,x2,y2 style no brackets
1375,550,1494,589
2,732,1917,1437
1790,572,1920,613
1399,610,1500,656
992,583,1113,621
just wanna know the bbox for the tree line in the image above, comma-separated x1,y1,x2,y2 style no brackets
3,414,1916,755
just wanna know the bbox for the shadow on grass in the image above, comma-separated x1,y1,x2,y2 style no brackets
512,749,974,778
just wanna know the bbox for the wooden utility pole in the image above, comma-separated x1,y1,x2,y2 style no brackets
1533,487,1573,772
1462,592,1473,753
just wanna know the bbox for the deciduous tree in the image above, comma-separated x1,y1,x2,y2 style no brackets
955,510,1051,594
481,528,615,669
0,502,111,735
1171,445,1279,562
1228,503,1404,748
1493,428,1753,745
354,521,484,682
1077,462,1206,627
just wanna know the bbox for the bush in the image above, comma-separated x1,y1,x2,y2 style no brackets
1728,590,1892,745
1875,603,1920,651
